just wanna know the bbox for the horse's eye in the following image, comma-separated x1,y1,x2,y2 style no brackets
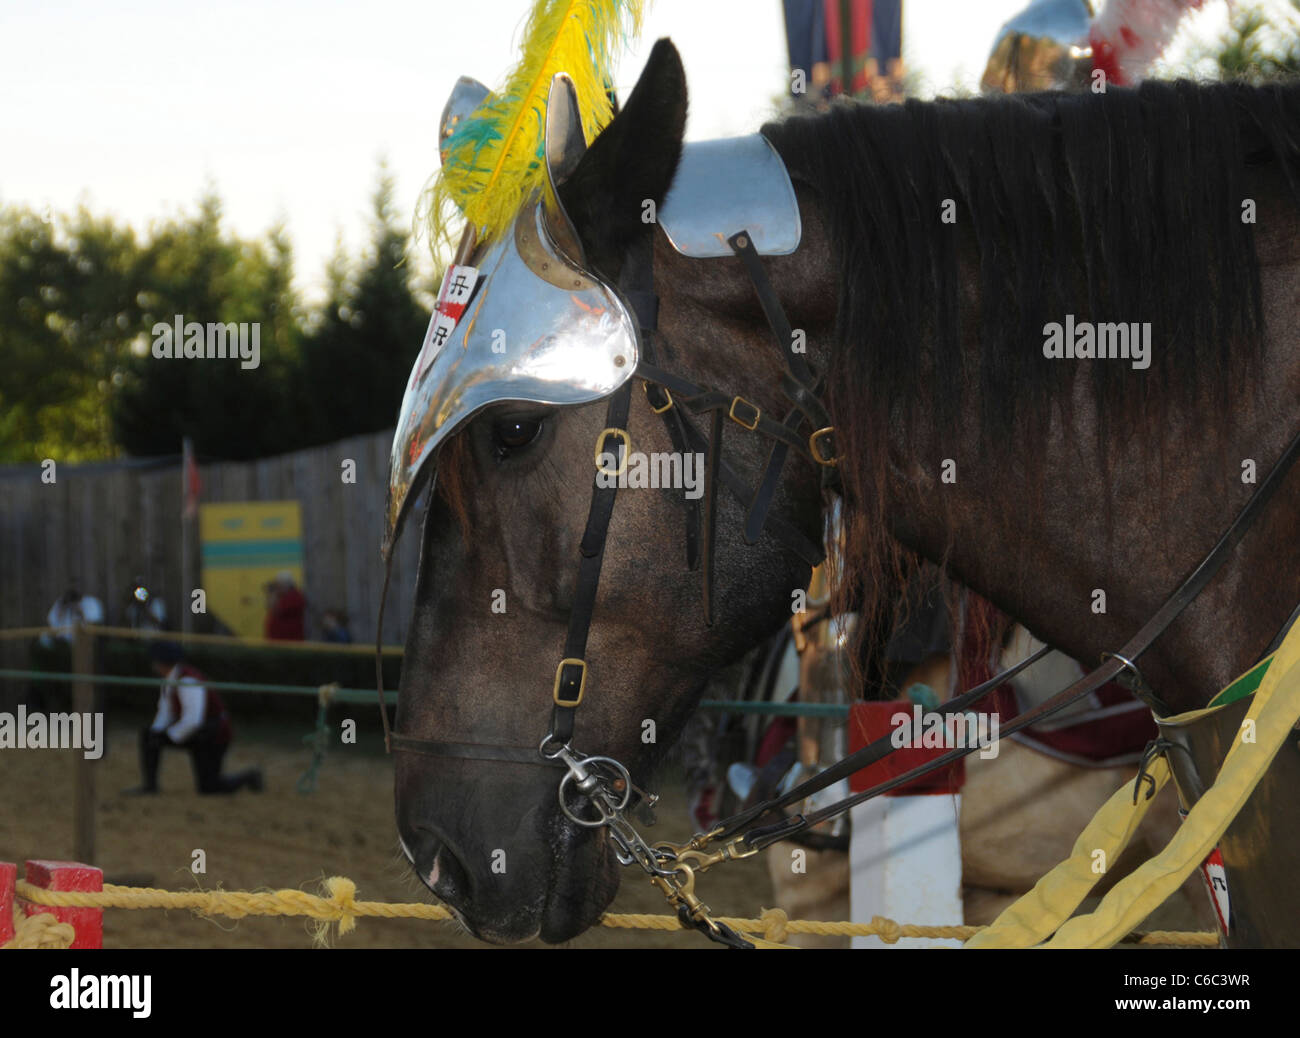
492,416,543,454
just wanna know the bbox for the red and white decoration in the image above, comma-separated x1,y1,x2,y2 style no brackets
1089,0,1206,85
1199,846,1231,936
411,264,480,387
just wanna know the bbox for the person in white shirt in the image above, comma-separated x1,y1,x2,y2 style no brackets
40,586,105,647
125,642,263,795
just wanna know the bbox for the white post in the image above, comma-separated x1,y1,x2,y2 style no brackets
847,700,966,948
849,793,964,948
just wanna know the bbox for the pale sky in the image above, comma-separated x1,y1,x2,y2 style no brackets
0,0,1261,305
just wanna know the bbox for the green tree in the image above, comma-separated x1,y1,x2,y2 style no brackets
0,206,143,462
109,193,301,459
2,172,426,464
1197,0,1300,80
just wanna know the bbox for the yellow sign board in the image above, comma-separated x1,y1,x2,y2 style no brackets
199,501,303,639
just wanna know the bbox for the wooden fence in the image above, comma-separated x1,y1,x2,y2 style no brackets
0,430,421,646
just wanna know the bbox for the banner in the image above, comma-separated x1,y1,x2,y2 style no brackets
198,501,303,638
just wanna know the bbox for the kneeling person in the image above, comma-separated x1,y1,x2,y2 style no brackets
133,642,263,795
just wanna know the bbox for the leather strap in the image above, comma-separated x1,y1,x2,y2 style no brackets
726,231,819,398
672,404,825,568
701,408,725,625
389,736,567,767
744,410,798,545
548,387,634,747
632,255,702,572
1259,598,1300,663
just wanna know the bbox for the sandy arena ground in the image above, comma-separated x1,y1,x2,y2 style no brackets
0,716,776,949
2,710,1208,948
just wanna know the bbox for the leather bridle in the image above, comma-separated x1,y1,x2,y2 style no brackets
376,224,1300,948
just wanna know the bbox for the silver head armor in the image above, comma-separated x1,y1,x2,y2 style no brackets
384,191,640,551
385,75,802,557
982,0,1095,94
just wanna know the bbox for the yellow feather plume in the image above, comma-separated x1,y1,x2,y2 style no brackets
420,0,645,254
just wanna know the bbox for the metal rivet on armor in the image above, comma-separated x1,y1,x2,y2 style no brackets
737,235,749,248
542,262,549,270
614,355,626,367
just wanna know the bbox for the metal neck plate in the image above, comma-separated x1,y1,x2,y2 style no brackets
658,134,801,258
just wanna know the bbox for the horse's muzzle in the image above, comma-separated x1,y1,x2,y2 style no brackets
396,764,618,944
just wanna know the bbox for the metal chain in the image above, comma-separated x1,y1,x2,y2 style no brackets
541,739,757,947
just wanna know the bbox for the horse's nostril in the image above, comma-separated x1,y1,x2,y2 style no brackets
406,825,469,902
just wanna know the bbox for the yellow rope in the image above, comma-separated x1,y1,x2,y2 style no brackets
10,880,1218,947
1,909,77,949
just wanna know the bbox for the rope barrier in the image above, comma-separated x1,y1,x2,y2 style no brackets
0,623,402,655
3,878,1218,949
0,668,381,706
3,909,77,949
0,665,831,717
1,623,838,718
86,624,406,656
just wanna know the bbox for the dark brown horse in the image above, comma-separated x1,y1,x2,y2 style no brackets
392,39,1300,944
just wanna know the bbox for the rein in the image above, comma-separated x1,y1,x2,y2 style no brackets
376,223,1300,948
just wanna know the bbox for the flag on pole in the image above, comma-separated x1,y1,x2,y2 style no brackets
784,1,904,103
783,0,830,99
183,437,201,519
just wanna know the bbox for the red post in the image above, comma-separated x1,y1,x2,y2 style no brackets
0,862,15,945
23,860,103,949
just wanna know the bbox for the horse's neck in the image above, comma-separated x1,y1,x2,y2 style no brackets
883,356,1300,712
872,251,1298,715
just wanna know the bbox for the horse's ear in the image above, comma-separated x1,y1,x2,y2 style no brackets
557,38,688,273
545,73,587,186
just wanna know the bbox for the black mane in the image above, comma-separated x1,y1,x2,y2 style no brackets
763,80,1300,443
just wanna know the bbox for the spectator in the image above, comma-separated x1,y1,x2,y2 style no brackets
123,575,168,631
263,571,306,641
321,608,353,644
41,584,105,647
125,641,262,795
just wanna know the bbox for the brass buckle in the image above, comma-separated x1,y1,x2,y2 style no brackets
808,426,839,467
728,396,760,431
594,428,632,476
553,658,587,707
643,382,674,414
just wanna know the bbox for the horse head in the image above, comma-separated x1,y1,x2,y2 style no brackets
387,39,834,944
